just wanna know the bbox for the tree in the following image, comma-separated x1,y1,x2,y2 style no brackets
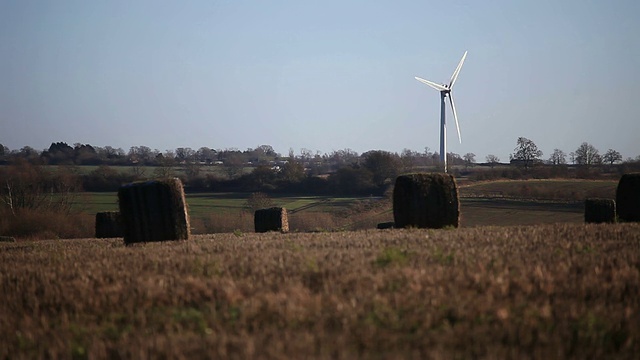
175,147,196,163
362,150,402,188
400,149,418,172
0,143,6,157
97,146,125,162
280,161,305,183
19,146,41,163
485,154,500,168
574,142,601,167
280,151,305,183
548,149,567,165
43,142,74,164
0,160,80,215
603,149,622,165
128,146,154,164
510,137,543,169
131,162,147,180
326,149,359,170
223,153,245,179
74,143,99,165
184,162,202,179
331,166,375,195
246,166,277,190
154,150,176,178
196,147,217,164
419,147,438,167
463,153,476,169
84,165,130,191
250,145,277,165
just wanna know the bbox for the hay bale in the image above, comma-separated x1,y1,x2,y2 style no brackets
118,178,190,244
616,173,640,222
0,236,16,243
377,222,395,230
254,207,289,233
95,211,123,238
584,198,616,224
393,173,460,229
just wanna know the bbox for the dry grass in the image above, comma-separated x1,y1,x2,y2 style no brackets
460,179,617,201
1,223,639,358
0,208,93,240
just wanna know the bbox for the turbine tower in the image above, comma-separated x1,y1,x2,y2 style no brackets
415,51,467,173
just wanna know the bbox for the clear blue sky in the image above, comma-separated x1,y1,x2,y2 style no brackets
1,0,639,161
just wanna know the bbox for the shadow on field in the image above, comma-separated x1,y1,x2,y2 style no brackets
460,198,583,227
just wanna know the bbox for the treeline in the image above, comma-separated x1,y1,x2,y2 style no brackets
2,139,640,197
2,139,638,172
0,152,407,201
0,142,460,169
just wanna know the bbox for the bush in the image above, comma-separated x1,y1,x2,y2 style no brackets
0,160,81,214
0,208,93,240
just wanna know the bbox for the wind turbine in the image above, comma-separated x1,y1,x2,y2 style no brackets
415,51,467,173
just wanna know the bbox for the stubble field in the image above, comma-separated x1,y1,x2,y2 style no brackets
1,223,639,358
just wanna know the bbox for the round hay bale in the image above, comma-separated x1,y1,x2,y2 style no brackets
393,173,460,229
95,211,123,238
584,198,616,224
118,178,190,244
616,173,640,222
377,222,395,230
254,207,289,233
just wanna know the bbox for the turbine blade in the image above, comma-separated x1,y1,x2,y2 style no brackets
449,93,462,143
415,77,448,91
449,51,468,88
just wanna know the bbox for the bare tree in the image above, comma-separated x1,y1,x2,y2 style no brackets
548,149,567,165
327,149,359,170
510,137,543,169
175,147,196,163
603,149,622,165
400,149,418,172
574,142,601,167
463,153,476,169
184,162,202,179
223,153,245,179
300,148,313,164
485,154,500,168
0,160,80,216
153,150,176,178
130,163,147,180
196,147,217,164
